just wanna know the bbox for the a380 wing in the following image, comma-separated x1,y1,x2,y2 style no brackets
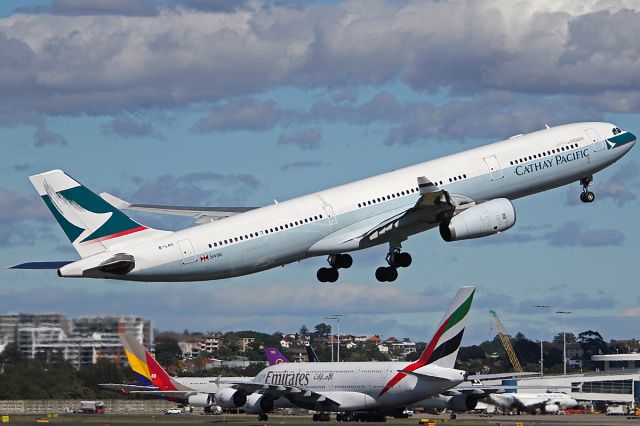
100,192,258,223
232,381,340,409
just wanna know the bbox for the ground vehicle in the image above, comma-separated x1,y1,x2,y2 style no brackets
165,407,182,415
606,405,627,416
79,401,105,414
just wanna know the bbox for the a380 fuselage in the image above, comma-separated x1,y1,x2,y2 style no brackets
62,122,636,281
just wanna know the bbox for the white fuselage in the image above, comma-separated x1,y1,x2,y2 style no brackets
60,122,635,281
489,392,578,411
253,361,466,412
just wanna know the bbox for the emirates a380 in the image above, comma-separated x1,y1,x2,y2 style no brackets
11,122,635,282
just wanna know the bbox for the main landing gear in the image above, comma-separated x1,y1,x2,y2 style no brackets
375,245,412,283
257,413,269,421
317,253,353,283
312,412,331,421
579,175,595,203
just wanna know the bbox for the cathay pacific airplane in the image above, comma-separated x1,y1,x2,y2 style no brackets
11,122,635,282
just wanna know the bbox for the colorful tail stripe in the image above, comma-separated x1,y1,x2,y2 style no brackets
265,347,289,365
378,287,475,397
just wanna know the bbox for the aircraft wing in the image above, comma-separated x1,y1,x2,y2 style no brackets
99,383,160,392
231,381,340,410
100,192,258,223
350,177,474,243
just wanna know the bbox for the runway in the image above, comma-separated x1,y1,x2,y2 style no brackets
2,413,638,426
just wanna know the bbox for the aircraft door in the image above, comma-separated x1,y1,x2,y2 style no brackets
177,238,197,264
586,128,605,152
483,155,504,181
323,204,337,226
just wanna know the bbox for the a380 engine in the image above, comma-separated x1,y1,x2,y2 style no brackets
187,393,213,407
440,198,516,242
242,393,275,414
215,388,247,408
447,394,479,412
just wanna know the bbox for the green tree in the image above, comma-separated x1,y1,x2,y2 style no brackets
154,336,183,368
314,323,332,337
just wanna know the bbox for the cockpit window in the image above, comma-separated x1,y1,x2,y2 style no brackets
612,127,622,135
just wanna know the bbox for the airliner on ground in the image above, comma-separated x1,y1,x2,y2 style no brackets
486,392,578,414
11,122,635,282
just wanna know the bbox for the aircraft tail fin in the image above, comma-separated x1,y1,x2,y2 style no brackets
29,169,169,258
264,347,289,365
306,343,320,362
119,333,185,391
417,286,475,369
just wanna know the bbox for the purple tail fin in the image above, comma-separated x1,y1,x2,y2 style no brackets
264,347,289,365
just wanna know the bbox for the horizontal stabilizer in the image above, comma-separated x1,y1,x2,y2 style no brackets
7,261,73,269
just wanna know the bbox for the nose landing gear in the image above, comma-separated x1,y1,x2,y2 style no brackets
317,253,352,283
579,175,595,203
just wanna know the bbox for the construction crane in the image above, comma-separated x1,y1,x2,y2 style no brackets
489,309,524,373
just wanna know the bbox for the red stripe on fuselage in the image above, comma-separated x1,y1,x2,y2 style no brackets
378,319,449,397
81,225,147,244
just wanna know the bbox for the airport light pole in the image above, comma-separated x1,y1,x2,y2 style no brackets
556,310,573,375
324,316,336,362
534,304,549,377
331,314,345,362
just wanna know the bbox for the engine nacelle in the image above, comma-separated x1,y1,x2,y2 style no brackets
188,393,213,407
544,404,560,414
215,388,247,408
243,393,274,414
448,394,478,412
440,198,516,242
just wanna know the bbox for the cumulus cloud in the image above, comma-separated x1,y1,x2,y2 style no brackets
566,162,639,207
0,0,639,119
280,160,329,171
0,187,52,247
278,128,321,150
543,221,625,247
127,171,260,206
0,283,462,339
101,117,163,139
193,99,286,133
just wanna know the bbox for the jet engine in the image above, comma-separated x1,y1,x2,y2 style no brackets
448,394,479,412
243,393,274,414
188,393,213,407
440,198,516,242
215,388,247,408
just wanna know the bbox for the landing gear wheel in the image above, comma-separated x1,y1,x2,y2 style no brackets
375,266,397,282
258,413,268,421
313,414,319,421
579,175,595,203
333,253,353,269
394,252,412,268
317,267,339,283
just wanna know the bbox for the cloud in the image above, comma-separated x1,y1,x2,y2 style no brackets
0,283,464,340
126,171,260,206
193,99,286,133
18,0,159,16
278,128,321,150
13,164,31,172
543,221,625,247
280,160,329,171
33,124,67,147
566,162,639,207
101,117,163,140
0,1,639,118
0,187,53,247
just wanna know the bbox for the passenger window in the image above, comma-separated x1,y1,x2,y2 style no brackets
208,244,212,248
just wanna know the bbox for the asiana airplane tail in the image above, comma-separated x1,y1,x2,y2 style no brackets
28,169,170,259
119,332,185,392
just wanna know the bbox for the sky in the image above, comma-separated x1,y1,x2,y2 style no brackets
1,0,640,346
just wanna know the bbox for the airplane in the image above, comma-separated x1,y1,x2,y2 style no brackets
101,333,290,417
218,287,485,422
9,122,635,282
486,392,578,414
264,347,290,365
